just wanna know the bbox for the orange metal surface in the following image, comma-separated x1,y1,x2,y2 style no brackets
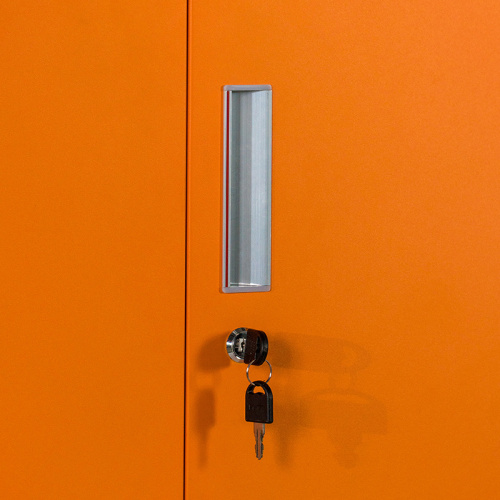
187,1,500,498
0,2,186,497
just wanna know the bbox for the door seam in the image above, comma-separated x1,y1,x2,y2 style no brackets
183,1,190,499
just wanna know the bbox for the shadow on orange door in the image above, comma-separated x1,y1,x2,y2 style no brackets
192,331,386,468
272,334,387,468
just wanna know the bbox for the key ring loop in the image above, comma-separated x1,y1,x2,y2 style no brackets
246,359,272,385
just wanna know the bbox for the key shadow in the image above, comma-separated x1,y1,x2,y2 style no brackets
194,388,216,467
272,334,387,468
193,333,231,467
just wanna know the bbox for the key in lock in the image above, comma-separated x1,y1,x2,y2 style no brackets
226,327,268,365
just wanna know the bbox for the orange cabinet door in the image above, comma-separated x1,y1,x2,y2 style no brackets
187,1,500,499
1,2,186,497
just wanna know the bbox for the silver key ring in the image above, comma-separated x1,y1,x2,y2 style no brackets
246,359,272,385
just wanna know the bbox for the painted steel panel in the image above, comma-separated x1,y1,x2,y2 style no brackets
0,2,186,497
187,1,500,498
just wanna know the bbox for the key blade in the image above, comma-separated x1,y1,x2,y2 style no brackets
254,423,265,460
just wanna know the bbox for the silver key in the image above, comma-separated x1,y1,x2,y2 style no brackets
246,381,273,459
254,422,265,460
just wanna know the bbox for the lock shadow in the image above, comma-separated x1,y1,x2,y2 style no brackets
272,334,387,468
197,334,232,373
193,333,231,467
298,387,387,468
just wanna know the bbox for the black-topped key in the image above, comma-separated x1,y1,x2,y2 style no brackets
245,381,273,460
243,329,269,366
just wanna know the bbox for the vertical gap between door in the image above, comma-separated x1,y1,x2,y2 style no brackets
183,1,190,499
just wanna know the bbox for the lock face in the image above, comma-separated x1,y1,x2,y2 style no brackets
226,327,248,363
226,328,268,365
